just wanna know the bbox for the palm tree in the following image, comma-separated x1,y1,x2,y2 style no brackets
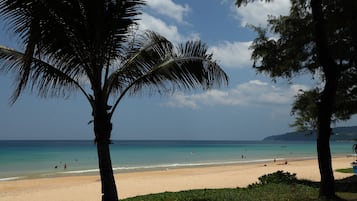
0,1,228,201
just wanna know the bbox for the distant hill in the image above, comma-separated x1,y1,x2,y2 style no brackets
263,126,357,141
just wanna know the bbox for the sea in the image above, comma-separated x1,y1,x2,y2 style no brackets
0,140,355,181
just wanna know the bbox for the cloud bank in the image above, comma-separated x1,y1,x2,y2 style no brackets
233,0,291,27
209,41,252,68
163,80,310,109
137,1,289,70
138,1,198,44
139,12,184,43
146,0,190,23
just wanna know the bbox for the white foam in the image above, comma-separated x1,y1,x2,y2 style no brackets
0,176,24,181
50,157,318,175
112,158,287,171
59,169,99,174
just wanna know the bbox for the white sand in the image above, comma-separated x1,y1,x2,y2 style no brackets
0,157,354,201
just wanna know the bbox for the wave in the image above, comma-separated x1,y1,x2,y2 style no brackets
59,169,99,174
59,157,316,175
0,176,25,181
3,156,317,179
112,157,316,171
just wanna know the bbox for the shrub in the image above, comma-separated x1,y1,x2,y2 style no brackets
248,171,298,188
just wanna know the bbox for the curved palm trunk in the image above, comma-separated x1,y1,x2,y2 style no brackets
93,101,119,201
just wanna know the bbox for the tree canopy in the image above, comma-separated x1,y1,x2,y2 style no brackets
0,1,228,201
237,0,357,198
241,0,357,130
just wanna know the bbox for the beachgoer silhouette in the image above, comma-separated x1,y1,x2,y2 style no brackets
64,163,67,169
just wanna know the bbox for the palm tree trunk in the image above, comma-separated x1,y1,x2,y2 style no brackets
93,101,119,201
96,141,119,201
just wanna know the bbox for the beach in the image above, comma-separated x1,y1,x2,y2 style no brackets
0,156,354,201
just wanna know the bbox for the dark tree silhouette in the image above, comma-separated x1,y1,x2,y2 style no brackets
0,1,228,201
236,0,357,198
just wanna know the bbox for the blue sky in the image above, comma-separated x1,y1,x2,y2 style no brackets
1,0,356,140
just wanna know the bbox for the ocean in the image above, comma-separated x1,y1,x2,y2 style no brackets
0,140,355,181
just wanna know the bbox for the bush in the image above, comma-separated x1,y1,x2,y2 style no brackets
248,171,298,188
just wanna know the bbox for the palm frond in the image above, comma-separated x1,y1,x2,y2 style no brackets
130,32,228,93
1,1,227,116
105,31,174,95
107,31,228,115
0,46,89,103
0,0,145,95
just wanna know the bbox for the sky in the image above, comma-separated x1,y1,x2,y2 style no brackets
1,0,356,141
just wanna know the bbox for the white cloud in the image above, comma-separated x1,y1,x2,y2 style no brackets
146,0,190,23
138,12,183,43
209,41,252,68
138,12,200,44
163,80,310,109
164,91,200,109
234,0,291,27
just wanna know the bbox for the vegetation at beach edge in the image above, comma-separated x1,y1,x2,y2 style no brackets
336,168,354,174
122,171,357,201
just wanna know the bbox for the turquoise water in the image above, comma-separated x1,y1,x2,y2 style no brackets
0,140,355,180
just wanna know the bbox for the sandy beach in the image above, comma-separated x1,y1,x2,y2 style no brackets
0,157,354,201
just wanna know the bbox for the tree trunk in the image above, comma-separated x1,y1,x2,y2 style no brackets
96,141,119,201
316,119,335,197
316,64,338,198
316,74,338,198
93,99,119,201
316,75,338,197
311,0,339,198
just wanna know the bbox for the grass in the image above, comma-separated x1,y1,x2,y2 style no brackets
122,184,318,201
122,171,357,201
336,168,354,174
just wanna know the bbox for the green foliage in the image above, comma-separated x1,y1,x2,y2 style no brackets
243,0,357,130
121,175,357,201
291,89,319,131
335,168,353,174
238,0,357,197
291,86,357,132
249,0,315,79
123,184,318,201
0,1,229,201
258,170,298,185
0,1,228,109
248,171,298,188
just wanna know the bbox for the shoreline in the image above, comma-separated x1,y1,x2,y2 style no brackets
0,156,355,201
1,140,354,183
0,156,320,182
